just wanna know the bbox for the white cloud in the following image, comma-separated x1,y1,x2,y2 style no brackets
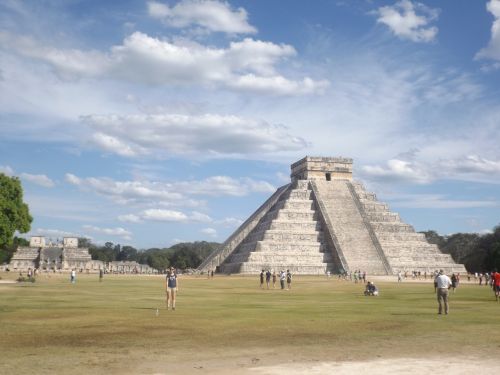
141,209,188,222
65,173,274,211
147,0,257,34
227,75,329,95
189,211,213,223
386,193,499,209
0,165,14,176
437,155,500,184
0,167,55,187
25,193,104,222
139,209,211,223
64,173,81,185
82,113,307,158
375,0,439,43
82,225,132,240
440,155,500,175
33,228,79,238
476,0,500,62
201,227,217,238
65,173,187,206
1,31,326,95
117,214,142,223
361,155,500,185
20,173,55,188
361,159,433,184
174,176,276,196
91,133,144,157
215,217,243,227
0,31,109,79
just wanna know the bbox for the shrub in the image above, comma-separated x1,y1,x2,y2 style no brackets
16,276,35,283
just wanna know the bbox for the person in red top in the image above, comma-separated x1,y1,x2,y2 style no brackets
492,269,500,302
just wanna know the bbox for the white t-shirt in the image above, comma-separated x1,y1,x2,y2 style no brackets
435,274,452,289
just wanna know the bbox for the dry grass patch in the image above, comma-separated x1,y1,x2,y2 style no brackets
0,273,499,374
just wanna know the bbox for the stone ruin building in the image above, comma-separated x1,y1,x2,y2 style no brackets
8,236,155,274
9,236,102,272
199,156,467,275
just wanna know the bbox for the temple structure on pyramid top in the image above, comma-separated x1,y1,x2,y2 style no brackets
199,156,467,275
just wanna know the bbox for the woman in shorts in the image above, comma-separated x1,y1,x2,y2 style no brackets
166,267,179,310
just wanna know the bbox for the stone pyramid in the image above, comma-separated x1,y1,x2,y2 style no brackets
199,157,467,275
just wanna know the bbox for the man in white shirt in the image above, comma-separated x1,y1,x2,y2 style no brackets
435,269,452,314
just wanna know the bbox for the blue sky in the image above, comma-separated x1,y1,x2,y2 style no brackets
1,0,499,248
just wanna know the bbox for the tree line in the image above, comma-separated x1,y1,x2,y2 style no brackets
0,237,220,272
421,224,500,272
80,238,220,271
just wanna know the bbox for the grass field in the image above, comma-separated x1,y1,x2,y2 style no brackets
0,272,499,374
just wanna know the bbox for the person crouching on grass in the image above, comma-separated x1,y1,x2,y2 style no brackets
166,267,178,310
364,281,379,296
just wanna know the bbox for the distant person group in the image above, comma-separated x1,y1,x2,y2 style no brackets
260,269,292,290
338,269,366,283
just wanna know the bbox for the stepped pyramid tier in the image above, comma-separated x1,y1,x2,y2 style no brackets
199,156,467,275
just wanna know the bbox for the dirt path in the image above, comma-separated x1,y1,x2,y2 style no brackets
138,355,498,375
249,357,498,374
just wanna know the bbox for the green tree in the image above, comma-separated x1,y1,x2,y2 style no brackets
0,174,33,247
78,237,93,248
147,250,170,271
421,230,446,248
421,225,500,272
169,247,202,269
0,236,29,264
482,225,500,271
441,232,480,267
117,246,138,261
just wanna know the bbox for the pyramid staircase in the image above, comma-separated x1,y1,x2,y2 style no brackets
311,180,389,274
219,181,334,274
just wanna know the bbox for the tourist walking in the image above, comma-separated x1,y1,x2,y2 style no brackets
451,273,458,293
434,270,452,315
265,270,271,289
272,270,277,289
397,271,403,283
99,268,104,282
70,269,76,284
260,270,265,289
166,267,178,310
279,270,286,290
492,269,500,302
286,269,292,290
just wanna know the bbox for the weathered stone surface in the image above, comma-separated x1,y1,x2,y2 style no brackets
198,156,467,275
8,237,154,273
